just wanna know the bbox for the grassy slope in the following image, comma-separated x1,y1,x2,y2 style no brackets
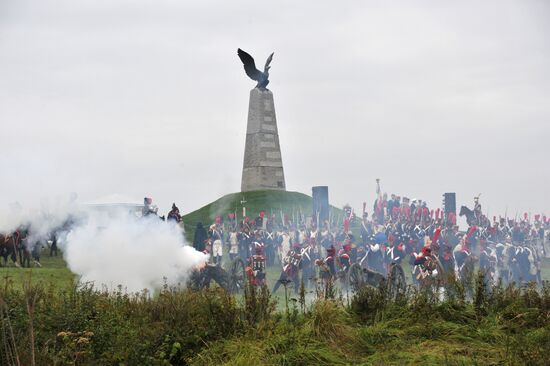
181,190,345,239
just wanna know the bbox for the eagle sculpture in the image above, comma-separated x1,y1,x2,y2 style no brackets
237,48,274,89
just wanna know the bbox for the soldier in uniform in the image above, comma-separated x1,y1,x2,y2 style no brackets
316,245,336,287
413,246,441,283
238,227,251,261
247,240,267,287
209,224,223,266
193,223,208,252
278,228,292,265
49,231,58,257
300,238,317,289
272,243,302,294
227,227,239,261
337,242,352,276
142,197,158,217
319,222,333,253
473,195,482,225
167,203,182,223
264,227,276,267
385,237,405,270
479,244,497,285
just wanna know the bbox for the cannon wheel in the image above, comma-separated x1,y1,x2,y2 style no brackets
228,258,246,293
387,263,406,299
348,263,365,292
189,269,209,291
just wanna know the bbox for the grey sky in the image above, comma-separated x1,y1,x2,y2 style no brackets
1,0,549,219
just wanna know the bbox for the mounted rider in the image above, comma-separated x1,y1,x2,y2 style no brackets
167,203,182,223
473,195,482,225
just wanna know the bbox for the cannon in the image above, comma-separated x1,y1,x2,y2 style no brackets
347,261,407,299
188,258,246,293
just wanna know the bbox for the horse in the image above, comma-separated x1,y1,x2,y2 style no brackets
459,206,477,226
0,233,19,267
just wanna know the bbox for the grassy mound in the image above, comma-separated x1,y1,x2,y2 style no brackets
182,190,344,238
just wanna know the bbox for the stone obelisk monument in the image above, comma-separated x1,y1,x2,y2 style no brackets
237,48,285,192
241,88,286,191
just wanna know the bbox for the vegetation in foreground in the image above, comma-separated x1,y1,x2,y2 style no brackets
1,271,549,366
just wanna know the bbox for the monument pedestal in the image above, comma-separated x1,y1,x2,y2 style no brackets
241,88,286,192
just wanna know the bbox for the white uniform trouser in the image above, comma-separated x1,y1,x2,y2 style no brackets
213,240,223,257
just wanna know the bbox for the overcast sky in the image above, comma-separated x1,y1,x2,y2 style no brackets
1,0,549,220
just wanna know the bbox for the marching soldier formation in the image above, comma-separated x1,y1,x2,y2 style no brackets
189,182,548,293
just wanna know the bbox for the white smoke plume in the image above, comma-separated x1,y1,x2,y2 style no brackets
1,195,207,293
61,211,207,292
0,194,80,248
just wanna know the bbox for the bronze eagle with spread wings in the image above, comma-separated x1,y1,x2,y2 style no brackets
237,48,274,89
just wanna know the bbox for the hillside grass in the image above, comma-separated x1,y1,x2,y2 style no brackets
181,190,346,240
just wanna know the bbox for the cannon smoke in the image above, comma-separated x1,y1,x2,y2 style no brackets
63,211,207,292
1,197,207,293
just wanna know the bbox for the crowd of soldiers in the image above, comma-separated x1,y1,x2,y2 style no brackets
2,192,548,292
192,183,549,292
0,224,60,268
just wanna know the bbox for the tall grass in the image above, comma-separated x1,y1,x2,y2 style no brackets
1,273,549,365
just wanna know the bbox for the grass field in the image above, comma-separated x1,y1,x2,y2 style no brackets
1,252,75,291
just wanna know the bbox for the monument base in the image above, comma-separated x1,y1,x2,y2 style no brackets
241,88,286,192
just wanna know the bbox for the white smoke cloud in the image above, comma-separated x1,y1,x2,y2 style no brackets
0,194,80,244
1,195,207,292
62,210,207,292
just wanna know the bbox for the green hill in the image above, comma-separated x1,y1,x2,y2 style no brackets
182,190,344,239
